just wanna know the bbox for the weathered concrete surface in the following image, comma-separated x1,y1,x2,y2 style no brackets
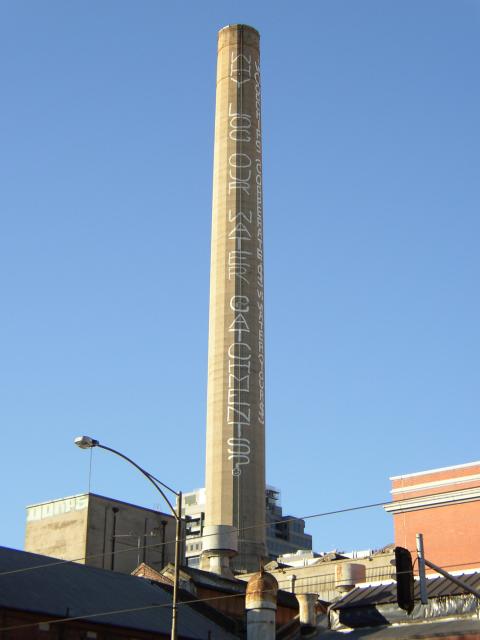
203,24,266,574
25,494,89,564
25,493,177,574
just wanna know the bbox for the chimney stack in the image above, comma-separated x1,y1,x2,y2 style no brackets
202,24,266,575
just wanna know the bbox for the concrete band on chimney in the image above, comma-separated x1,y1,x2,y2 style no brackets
202,24,266,575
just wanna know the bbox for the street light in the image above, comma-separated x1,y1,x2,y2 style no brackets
74,436,183,640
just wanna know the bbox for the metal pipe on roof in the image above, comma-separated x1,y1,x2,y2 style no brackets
424,559,480,600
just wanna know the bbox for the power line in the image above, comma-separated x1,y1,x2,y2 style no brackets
2,555,479,634
0,589,263,633
0,500,390,576
0,499,389,577
4,486,480,578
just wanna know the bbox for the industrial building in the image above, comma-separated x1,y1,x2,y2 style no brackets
24,486,313,576
182,486,312,569
25,493,177,574
241,546,396,601
384,460,480,573
0,546,239,640
20,19,480,636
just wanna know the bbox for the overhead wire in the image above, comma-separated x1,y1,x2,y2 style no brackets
0,497,389,577
2,555,478,634
0,562,440,635
0,589,263,634
3,485,480,578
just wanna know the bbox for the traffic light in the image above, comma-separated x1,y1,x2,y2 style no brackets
394,546,415,614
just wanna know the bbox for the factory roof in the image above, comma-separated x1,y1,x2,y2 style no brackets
332,572,480,609
0,547,238,639
317,618,480,639
167,564,298,609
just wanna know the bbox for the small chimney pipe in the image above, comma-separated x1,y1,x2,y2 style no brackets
246,569,278,640
296,593,317,632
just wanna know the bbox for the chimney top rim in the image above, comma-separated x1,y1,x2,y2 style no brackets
219,24,260,37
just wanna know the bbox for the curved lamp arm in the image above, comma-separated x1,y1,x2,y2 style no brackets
97,444,179,519
74,436,179,519
74,435,182,640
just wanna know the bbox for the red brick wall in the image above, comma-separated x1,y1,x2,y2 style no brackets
389,462,480,573
393,501,480,572
0,608,170,639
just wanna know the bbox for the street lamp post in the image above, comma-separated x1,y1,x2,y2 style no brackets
74,436,183,640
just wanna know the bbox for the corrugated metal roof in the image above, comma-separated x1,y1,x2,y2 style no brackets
0,546,238,639
317,618,480,638
333,573,480,609
185,566,247,593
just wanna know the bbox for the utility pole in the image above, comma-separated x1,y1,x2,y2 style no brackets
416,532,480,601
416,533,428,605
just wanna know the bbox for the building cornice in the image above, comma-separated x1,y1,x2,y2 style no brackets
391,473,480,496
384,487,480,514
390,460,480,481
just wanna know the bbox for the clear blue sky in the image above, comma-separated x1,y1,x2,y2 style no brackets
1,0,479,556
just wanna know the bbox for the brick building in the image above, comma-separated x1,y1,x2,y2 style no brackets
384,460,480,573
0,546,238,639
